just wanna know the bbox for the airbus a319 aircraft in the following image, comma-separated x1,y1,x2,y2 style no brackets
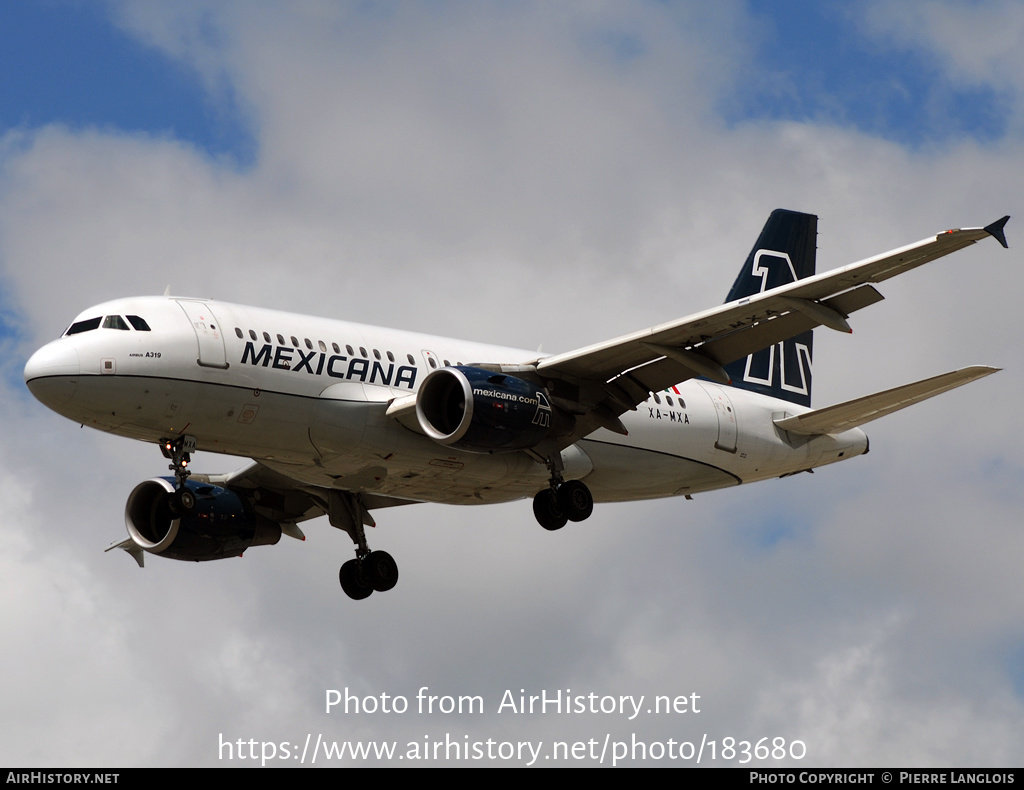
23,210,1009,600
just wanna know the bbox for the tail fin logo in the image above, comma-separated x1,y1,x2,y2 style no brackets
740,249,811,398
751,249,798,293
740,339,812,397
723,209,817,407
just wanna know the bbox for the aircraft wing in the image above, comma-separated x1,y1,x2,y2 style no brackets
107,461,421,566
201,462,418,522
517,217,1008,438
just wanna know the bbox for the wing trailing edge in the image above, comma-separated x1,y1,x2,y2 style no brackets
773,366,999,436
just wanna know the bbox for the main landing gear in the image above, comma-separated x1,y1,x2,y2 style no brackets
329,490,399,601
532,454,594,531
339,550,399,601
160,435,197,514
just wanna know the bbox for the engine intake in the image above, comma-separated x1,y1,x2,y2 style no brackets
125,478,281,562
416,366,553,453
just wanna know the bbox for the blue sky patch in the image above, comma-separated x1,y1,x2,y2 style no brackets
729,1,1009,146
730,507,814,553
0,2,255,165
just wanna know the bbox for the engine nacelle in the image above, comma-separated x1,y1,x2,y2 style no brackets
124,478,281,562
416,366,553,453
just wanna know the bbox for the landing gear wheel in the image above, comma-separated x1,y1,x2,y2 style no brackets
364,550,399,592
339,559,374,600
173,487,195,514
557,480,593,522
533,489,568,531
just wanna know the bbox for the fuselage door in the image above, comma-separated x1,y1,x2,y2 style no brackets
421,349,441,372
700,382,738,453
176,300,228,369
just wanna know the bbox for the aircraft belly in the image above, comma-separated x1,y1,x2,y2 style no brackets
54,374,199,436
580,438,740,501
308,422,552,504
71,375,319,461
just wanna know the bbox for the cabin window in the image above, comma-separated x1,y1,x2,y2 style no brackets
373,349,381,360
347,345,354,356
304,338,313,350
234,327,243,339
102,315,130,330
666,396,674,407
653,393,661,404
263,332,271,343
407,354,415,365
248,329,257,341
277,334,285,345
126,315,151,331
290,336,299,347
359,347,367,357
319,340,327,352
66,317,101,335
386,351,395,362
332,342,340,354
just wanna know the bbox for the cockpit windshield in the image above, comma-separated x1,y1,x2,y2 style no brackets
65,317,101,335
64,314,152,336
102,315,129,330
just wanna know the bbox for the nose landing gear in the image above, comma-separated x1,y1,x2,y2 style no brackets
160,435,197,514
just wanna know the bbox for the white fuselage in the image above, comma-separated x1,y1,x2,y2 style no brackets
24,296,868,506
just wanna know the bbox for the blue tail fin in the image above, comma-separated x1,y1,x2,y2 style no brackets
722,209,817,407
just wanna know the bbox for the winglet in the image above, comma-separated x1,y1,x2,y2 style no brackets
105,538,145,568
984,215,1010,249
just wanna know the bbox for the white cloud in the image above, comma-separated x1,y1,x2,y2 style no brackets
862,0,1024,92
1,0,1022,767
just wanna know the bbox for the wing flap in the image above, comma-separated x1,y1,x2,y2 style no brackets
574,284,887,410
536,224,999,387
773,366,999,436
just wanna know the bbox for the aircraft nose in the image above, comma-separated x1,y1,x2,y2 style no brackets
24,340,80,409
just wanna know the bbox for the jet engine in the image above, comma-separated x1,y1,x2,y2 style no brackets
124,478,281,562
415,366,553,453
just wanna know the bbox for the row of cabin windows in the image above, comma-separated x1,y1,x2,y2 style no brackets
652,393,685,408
233,327,464,369
65,315,151,335
63,318,676,401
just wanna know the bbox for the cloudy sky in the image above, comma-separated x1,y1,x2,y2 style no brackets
2,0,1022,767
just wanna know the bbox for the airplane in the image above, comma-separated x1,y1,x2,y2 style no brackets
23,210,1010,600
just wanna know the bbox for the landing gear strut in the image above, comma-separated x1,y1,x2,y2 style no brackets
532,453,594,531
160,435,197,514
329,490,399,601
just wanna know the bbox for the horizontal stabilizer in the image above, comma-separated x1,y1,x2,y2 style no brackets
774,366,999,436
